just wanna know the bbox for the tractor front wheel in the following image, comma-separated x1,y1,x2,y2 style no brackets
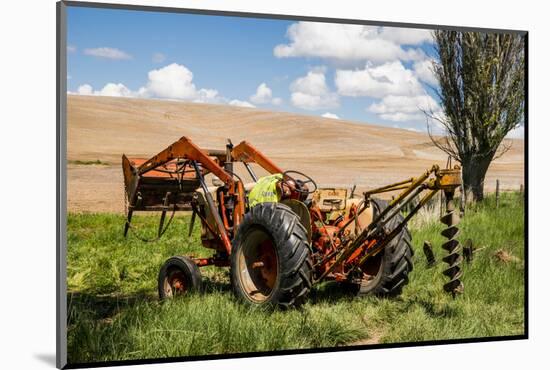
231,203,313,308
158,256,202,300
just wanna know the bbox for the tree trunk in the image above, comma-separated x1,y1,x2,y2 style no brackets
461,155,493,202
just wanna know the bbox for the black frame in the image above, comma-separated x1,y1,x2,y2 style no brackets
56,1,528,368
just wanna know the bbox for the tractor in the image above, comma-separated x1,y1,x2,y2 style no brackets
122,136,464,308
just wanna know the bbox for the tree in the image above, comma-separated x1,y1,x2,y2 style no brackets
427,31,525,201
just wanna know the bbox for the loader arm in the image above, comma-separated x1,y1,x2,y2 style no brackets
231,141,284,175
138,136,235,185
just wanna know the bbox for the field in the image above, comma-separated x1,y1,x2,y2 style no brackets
66,95,525,364
66,192,525,364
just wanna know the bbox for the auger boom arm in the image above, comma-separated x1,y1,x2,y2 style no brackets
314,164,464,295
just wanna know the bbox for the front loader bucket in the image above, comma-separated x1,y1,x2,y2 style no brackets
122,154,201,211
122,154,202,237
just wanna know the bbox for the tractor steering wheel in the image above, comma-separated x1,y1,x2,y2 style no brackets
282,170,318,195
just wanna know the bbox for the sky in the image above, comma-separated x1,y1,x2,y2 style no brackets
67,6,523,138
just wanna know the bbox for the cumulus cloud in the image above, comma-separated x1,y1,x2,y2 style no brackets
77,84,93,95
368,94,440,122
333,60,443,122
145,63,198,99
250,83,272,104
391,124,422,132
142,63,221,103
229,99,256,108
96,83,134,97
378,27,433,45
274,22,430,63
271,97,283,106
413,59,438,86
194,88,222,103
321,112,339,119
335,61,424,98
72,63,248,107
84,47,132,60
290,69,339,110
250,83,282,105
152,52,166,63
74,82,144,98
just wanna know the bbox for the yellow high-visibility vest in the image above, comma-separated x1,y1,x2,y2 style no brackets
248,173,283,208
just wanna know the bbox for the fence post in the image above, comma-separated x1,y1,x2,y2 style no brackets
495,179,500,208
459,182,466,216
440,190,445,218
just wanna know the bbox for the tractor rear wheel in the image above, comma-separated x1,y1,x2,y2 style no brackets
351,198,414,297
158,256,202,300
231,202,313,308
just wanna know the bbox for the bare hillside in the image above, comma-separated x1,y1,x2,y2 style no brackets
67,95,524,213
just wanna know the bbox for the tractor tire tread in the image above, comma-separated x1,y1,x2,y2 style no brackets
356,198,414,297
231,202,313,309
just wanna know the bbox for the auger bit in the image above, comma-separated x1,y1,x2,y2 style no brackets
440,188,464,297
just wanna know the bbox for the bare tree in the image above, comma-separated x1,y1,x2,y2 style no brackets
427,31,525,201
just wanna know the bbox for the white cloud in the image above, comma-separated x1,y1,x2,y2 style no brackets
145,63,221,102
67,45,76,53
506,124,524,139
77,84,93,95
413,59,438,86
321,112,339,119
274,22,429,63
368,94,439,122
391,124,422,132
378,27,433,45
229,99,256,108
97,83,135,97
152,52,166,63
250,83,273,104
290,69,339,110
83,47,132,60
193,88,222,103
336,61,424,98
72,63,236,106
271,97,283,106
74,82,142,98
250,82,282,105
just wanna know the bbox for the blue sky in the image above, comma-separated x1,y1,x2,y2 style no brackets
66,6,523,138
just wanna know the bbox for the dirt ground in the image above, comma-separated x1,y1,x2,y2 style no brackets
67,95,524,213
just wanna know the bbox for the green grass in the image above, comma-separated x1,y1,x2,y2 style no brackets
66,192,525,364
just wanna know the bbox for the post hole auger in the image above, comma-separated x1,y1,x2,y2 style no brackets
311,164,464,296
122,136,466,308
441,189,464,296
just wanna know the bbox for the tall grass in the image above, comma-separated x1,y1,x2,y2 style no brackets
67,192,525,364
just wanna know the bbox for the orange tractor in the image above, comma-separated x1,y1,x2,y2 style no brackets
122,136,464,308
